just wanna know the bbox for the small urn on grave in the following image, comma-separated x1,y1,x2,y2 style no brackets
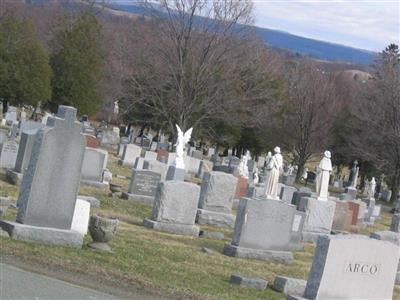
88,215,118,252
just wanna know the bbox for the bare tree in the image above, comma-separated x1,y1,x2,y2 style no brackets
348,44,400,202
274,61,337,181
120,0,275,137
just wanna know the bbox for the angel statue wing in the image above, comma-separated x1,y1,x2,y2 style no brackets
183,127,193,144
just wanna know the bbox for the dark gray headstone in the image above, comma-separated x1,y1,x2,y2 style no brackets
128,169,161,197
14,129,37,173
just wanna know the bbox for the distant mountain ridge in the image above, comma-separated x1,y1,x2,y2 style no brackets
110,3,378,65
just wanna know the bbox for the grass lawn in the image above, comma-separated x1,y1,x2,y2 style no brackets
1,156,399,300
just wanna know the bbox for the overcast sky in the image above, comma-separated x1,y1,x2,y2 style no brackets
112,0,400,51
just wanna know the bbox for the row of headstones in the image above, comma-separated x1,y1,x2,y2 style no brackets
137,170,399,299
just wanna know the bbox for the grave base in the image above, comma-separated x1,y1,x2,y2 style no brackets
0,221,83,248
143,218,199,237
286,295,309,300
223,243,293,263
196,209,235,229
80,179,109,189
5,169,23,186
121,192,154,204
301,231,331,244
288,242,304,251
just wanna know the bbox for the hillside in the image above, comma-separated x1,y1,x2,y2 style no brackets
110,3,378,66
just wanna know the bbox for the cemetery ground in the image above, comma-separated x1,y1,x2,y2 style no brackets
1,154,399,300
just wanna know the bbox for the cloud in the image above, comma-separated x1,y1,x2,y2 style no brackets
254,0,400,51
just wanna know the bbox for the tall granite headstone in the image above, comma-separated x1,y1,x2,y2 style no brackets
0,106,85,247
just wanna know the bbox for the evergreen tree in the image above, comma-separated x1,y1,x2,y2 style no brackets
0,15,51,109
49,12,103,115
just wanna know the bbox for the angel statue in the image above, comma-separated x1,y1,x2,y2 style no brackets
174,125,193,169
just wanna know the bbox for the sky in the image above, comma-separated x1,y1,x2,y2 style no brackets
112,0,400,51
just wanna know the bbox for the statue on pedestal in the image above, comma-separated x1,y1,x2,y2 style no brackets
174,125,193,169
264,147,283,199
315,151,333,201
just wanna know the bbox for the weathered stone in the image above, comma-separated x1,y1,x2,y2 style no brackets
298,197,335,242
273,276,307,296
224,197,295,262
81,147,108,186
290,211,305,251
120,144,141,167
230,274,268,290
197,209,235,228
201,247,214,255
280,186,298,203
0,139,18,169
143,160,168,181
331,199,351,232
88,215,118,252
198,171,237,213
121,169,161,204
143,181,200,236
144,150,157,161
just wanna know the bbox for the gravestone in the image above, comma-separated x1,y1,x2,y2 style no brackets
120,144,141,167
157,149,169,162
197,171,238,228
18,120,45,136
143,160,168,181
133,157,145,170
288,235,399,300
5,106,17,125
71,199,90,235
234,176,249,199
117,143,127,157
331,199,351,232
121,169,161,203
0,106,85,247
192,150,203,160
144,150,157,161
280,186,297,203
298,197,336,243
390,214,400,233
290,211,306,251
84,134,100,148
143,181,200,236
223,197,295,262
282,174,296,186
81,147,109,188
0,139,18,169
6,129,37,185
100,129,120,146
291,189,312,208
150,142,158,151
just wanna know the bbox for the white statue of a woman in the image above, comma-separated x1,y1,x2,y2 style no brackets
368,177,376,199
238,150,250,178
264,146,283,199
174,125,193,169
315,150,333,201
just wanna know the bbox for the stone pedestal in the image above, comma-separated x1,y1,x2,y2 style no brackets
143,181,200,236
223,197,295,262
298,197,336,243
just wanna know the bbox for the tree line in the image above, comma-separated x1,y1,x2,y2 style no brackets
0,1,399,202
